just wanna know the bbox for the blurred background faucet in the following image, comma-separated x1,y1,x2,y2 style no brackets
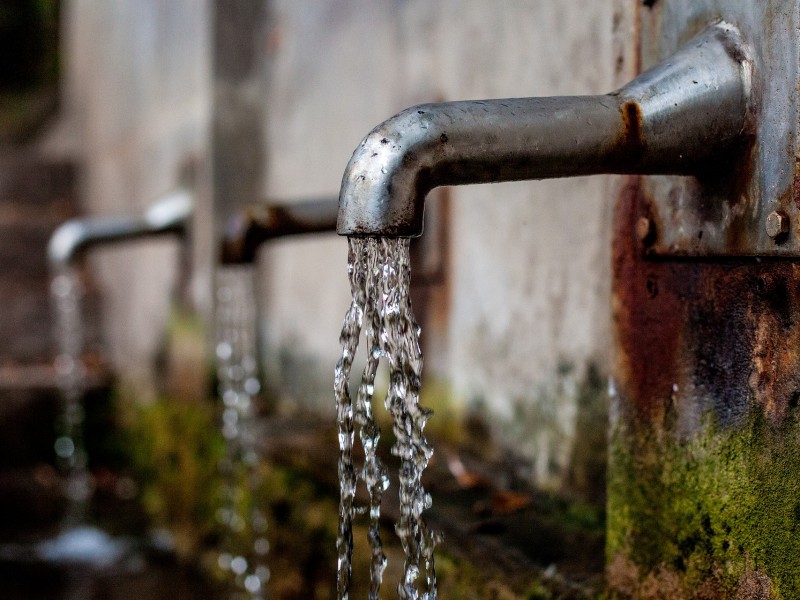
220,197,339,265
47,189,193,270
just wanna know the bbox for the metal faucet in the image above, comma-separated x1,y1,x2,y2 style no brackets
47,189,193,269
220,197,340,264
337,23,751,237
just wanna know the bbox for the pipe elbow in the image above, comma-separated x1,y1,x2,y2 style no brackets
338,104,445,237
47,220,90,269
143,189,193,233
47,189,194,270
220,197,340,264
220,208,267,265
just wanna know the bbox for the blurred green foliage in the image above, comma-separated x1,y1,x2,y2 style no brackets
123,395,225,557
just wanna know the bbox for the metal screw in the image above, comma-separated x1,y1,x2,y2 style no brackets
636,216,655,245
766,211,789,239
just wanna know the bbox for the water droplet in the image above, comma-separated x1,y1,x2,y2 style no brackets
255,565,271,582
244,377,261,395
254,537,270,555
244,574,261,593
216,342,233,361
217,552,233,570
230,555,248,575
222,389,237,406
54,436,75,458
223,408,239,427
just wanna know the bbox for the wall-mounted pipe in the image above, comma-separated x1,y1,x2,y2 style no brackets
47,189,193,269
337,23,751,237
220,197,340,264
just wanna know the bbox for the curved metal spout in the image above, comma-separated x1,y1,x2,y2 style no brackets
48,189,193,269
338,23,752,237
220,197,340,264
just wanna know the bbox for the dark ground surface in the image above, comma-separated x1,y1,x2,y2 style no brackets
0,404,605,599
258,414,606,599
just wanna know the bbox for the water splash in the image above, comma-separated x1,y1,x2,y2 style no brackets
215,266,270,599
50,266,92,523
335,237,438,600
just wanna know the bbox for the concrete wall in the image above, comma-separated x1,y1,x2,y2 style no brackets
260,0,625,489
60,0,632,491
55,0,211,395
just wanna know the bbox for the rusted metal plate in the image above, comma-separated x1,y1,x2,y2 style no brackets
640,0,800,257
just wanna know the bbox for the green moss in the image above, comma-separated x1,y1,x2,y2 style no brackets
607,407,800,597
123,396,225,557
525,580,553,600
434,547,548,599
156,303,216,402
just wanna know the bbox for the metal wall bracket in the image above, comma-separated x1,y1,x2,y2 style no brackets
640,1,800,257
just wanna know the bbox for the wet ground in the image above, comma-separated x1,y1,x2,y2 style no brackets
258,414,605,599
0,546,213,600
0,409,605,599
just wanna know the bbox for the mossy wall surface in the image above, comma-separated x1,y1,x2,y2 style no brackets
609,179,800,599
607,410,800,598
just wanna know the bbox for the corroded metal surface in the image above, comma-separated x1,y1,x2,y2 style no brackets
640,0,800,257
610,173,800,596
219,197,339,264
608,5,800,594
614,0,800,427
614,176,800,430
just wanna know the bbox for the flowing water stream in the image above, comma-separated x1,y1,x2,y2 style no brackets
215,266,270,599
335,237,438,600
50,266,92,524
45,266,131,569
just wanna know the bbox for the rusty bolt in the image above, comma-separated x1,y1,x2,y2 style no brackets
766,211,789,239
636,216,655,245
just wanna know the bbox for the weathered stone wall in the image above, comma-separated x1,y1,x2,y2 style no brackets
57,0,211,396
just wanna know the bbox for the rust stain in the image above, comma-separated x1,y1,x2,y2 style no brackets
621,101,644,150
712,131,756,254
610,100,648,173
794,153,800,214
633,0,643,77
613,177,800,429
613,177,685,424
746,267,800,424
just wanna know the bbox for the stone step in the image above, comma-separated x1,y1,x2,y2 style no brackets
0,156,81,364
0,157,76,213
